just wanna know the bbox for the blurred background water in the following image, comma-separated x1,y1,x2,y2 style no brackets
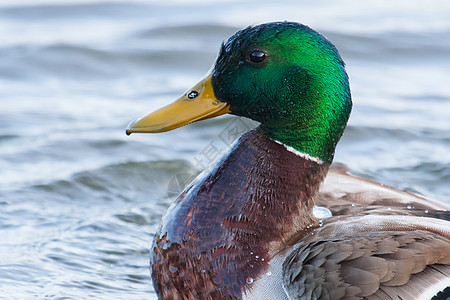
1,0,449,299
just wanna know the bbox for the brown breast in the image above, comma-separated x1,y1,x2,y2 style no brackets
150,129,329,299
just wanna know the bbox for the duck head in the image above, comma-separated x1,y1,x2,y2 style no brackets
127,21,352,163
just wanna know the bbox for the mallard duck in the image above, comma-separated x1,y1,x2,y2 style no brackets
126,22,450,299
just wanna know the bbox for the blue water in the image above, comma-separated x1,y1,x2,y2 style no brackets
1,1,450,298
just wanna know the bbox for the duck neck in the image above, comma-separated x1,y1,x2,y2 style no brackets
256,71,352,164
151,129,330,299
258,114,344,164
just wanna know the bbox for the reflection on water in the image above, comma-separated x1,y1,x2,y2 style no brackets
1,1,450,298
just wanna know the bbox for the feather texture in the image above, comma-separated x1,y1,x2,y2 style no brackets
283,215,450,299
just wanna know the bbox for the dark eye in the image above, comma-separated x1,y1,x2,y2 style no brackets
248,50,267,64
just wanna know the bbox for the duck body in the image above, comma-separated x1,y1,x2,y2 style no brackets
151,129,328,299
150,129,450,299
127,21,450,299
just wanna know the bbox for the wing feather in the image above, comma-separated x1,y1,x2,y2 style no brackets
283,215,450,299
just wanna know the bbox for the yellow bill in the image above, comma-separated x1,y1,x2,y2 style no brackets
126,74,230,135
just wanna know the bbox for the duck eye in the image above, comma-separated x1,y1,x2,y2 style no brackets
248,50,267,64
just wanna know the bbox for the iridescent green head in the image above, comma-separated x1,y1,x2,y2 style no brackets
127,22,351,163
212,22,352,163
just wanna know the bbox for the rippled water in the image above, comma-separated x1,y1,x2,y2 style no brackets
1,0,450,298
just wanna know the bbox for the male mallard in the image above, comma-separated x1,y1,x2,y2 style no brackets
127,22,450,299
